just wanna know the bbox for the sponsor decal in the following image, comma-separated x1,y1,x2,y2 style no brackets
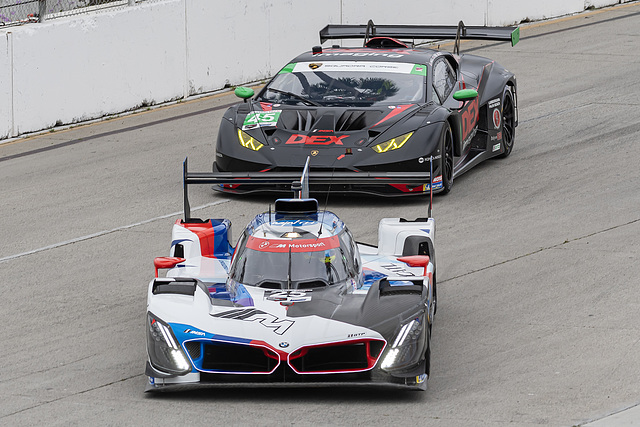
265,290,313,303
292,60,416,74
380,263,416,277
247,235,340,252
314,52,407,58
493,109,501,129
416,373,427,384
462,126,477,151
490,132,503,142
271,219,316,227
347,332,365,338
285,134,349,145
461,98,479,141
183,328,206,336
212,308,294,335
488,98,500,108
242,110,282,130
492,143,501,152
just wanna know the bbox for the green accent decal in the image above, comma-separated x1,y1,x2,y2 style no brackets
511,27,520,47
410,64,427,76
278,63,296,74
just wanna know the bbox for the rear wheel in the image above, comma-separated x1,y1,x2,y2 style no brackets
497,86,516,158
439,122,454,194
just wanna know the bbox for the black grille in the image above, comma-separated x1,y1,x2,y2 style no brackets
289,340,385,373
201,342,278,373
184,341,201,360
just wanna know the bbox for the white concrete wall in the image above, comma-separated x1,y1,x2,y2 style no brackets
0,0,633,139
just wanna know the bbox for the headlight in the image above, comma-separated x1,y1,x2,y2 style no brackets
237,129,264,151
146,312,191,375
380,317,425,371
371,132,413,153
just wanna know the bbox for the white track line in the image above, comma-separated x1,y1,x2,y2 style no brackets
0,199,230,263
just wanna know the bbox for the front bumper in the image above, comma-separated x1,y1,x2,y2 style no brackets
145,361,427,392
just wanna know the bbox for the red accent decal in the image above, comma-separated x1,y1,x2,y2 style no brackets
372,104,413,127
461,98,479,140
179,220,218,258
259,102,273,111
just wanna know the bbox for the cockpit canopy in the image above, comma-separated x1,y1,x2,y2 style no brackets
229,209,361,290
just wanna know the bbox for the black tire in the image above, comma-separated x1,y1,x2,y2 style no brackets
439,122,454,194
432,270,437,317
425,321,431,377
497,86,516,158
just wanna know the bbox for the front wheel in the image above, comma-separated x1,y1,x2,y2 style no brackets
438,122,454,194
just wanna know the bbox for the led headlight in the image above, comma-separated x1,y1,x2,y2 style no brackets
237,129,264,151
146,312,191,375
371,132,413,153
380,317,425,371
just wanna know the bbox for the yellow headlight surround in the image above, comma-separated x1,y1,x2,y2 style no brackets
237,129,264,151
372,132,413,153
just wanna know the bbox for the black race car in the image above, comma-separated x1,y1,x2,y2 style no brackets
212,21,519,196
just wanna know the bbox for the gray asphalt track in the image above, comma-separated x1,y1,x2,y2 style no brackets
1,3,640,426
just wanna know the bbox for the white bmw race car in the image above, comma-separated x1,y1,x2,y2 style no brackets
145,159,437,391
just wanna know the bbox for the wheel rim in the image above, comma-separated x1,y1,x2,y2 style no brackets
503,93,514,150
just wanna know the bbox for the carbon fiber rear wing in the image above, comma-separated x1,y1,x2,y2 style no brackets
182,158,433,221
319,20,519,53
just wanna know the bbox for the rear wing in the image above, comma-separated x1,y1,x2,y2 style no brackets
320,20,519,54
181,158,435,221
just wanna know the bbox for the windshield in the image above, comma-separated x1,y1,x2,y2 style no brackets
229,233,355,289
258,61,427,107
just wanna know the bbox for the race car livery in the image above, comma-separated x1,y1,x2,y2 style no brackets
211,20,519,196
145,160,437,390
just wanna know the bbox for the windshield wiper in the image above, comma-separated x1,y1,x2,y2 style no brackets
266,87,322,107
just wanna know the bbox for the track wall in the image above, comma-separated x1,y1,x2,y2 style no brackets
0,0,633,139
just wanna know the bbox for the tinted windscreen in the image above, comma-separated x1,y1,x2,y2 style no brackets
259,61,427,107
229,235,353,289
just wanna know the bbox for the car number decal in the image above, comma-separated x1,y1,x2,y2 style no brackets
242,110,282,130
265,290,313,303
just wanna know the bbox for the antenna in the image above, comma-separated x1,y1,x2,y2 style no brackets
183,158,192,222
300,156,311,198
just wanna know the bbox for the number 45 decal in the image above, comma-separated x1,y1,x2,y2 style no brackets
265,290,312,303
242,110,282,130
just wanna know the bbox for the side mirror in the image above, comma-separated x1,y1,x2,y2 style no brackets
235,86,254,101
452,88,478,102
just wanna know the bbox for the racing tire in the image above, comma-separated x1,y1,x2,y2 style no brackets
497,86,516,158
425,321,431,377
432,270,437,317
439,122,454,194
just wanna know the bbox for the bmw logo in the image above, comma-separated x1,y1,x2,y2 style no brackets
279,342,290,348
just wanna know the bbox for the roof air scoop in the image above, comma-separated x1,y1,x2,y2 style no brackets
365,37,408,48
